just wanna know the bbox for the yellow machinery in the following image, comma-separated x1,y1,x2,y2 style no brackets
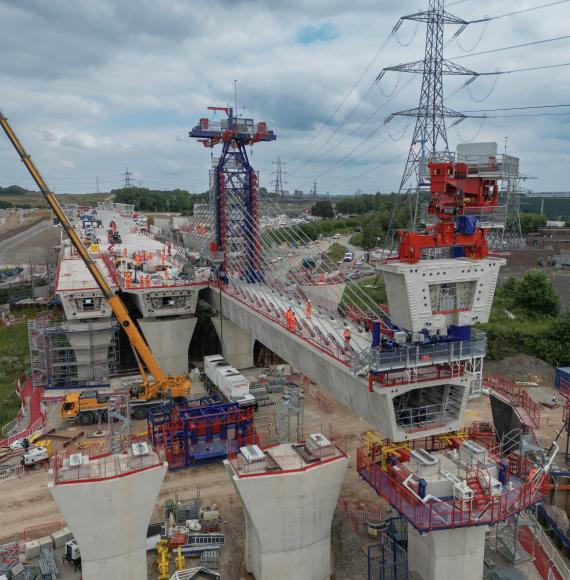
0,112,191,422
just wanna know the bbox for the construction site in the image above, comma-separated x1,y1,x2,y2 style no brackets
1,1,570,580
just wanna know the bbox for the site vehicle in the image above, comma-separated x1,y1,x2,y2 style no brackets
20,440,52,467
64,539,81,570
203,355,256,409
0,112,192,422
61,382,164,425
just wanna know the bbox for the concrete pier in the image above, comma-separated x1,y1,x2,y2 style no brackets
138,316,197,376
211,315,255,369
407,524,488,580
224,437,348,580
49,448,167,580
63,320,117,382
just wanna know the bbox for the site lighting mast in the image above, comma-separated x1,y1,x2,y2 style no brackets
189,107,276,282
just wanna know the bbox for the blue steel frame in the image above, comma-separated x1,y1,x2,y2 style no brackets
190,107,276,283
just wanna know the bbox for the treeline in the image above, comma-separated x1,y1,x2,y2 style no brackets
0,185,32,196
272,217,360,242
112,187,208,214
482,272,570,366
518,212,547,234
0,200,34,210
335,192,396,215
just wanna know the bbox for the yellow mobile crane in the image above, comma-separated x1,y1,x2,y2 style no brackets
0,112,191,424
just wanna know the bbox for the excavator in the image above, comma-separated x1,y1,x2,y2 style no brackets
0,112,191,425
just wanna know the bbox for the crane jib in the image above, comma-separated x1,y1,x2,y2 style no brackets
0,111,171,386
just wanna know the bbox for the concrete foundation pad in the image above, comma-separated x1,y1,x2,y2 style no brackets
37,536,53,552
407,523,488,580
23,540,40,560
51,527,73,548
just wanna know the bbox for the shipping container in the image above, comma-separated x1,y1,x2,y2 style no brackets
555,366,570,389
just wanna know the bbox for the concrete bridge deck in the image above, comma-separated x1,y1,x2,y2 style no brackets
206,284,473,442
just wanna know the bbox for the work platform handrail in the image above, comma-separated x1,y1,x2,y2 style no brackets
484,375,541,429
352,329,487,375
357,445,548,532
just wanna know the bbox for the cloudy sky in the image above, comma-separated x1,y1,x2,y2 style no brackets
0,0,569,196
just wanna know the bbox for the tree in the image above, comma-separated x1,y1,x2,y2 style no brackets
518,212,546,234
310,200,334,219
512,271,559,316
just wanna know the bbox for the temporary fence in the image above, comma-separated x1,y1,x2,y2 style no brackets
0,465,24,484
24,522,64,542
0,373,46,449
51,445,165,484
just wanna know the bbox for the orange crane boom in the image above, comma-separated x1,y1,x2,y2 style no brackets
0,111,190,400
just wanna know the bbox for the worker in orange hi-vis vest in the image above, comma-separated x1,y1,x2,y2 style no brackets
286,307,293,331
290,310,297,333
343,323,351,345
305,300,312,319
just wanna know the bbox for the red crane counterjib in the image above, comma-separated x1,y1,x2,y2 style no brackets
398,223,488,263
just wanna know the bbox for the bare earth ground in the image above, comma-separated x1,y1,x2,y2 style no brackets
2,357,565,579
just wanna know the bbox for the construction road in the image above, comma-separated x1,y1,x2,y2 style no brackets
0,219,60,265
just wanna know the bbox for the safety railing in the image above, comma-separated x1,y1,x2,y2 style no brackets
356,446,548,532
395,402,459,430
51,444,165,484
525,510,570,580
352,330,487,375
223,283,352,366
484,375,541,429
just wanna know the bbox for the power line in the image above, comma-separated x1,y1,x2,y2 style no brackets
290,34,394,169
478,61,570,76
450,34,570,60
462,103,570,113
475,0,570,23
321,152,404,191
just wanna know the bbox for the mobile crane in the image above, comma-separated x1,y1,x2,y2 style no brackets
0,112,191,425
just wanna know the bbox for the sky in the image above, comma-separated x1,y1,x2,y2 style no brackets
0,0,569,196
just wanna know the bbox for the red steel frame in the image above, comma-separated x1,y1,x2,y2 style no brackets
356,441,549,532
484,375,541,429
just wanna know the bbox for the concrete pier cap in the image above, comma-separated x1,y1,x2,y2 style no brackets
224,438,348,580
48,446,167,580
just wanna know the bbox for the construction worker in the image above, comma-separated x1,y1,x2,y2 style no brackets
343,323,351,345
305,299,312,319
290,309,297,333
286,307,293,331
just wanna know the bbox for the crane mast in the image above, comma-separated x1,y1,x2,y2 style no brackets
0,112,190,399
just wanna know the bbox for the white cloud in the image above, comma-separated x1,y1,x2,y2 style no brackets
0,0,569,194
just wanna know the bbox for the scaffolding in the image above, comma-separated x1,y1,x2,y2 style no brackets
367,533,408,580
28,313,119,388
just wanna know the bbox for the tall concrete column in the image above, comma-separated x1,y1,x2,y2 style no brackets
212,315,255,369
407,524,488,580
224,452,348,580
138,316,197,376
63,320,116,382
49,455,167,580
